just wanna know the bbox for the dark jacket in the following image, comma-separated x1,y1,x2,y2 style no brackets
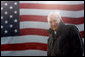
47,22,83,56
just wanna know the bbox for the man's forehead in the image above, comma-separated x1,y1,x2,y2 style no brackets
49,13,58,17
49,14,58,20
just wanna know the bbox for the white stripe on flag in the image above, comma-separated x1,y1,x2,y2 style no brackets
20,21,84,32
20,9,84,18
82,38,84,43
1,50,47,56
20,1,84,4
1,35,48,44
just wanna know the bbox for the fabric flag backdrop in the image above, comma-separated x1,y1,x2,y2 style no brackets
1,1,84,56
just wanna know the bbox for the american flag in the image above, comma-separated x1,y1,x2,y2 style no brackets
1,1,84,56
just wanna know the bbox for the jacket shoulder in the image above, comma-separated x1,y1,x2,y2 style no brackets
65,24,78,31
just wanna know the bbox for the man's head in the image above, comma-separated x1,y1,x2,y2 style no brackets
47,12,62,31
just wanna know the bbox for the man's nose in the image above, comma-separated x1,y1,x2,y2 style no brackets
52,22,55,26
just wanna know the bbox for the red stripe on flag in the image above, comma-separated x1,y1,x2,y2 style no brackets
80,31,84,38
20,28,84,38
1,43,47,51
20,15,47,22
62,17,84,24
20,15,84,24
20,3,84,11
20,28,50,36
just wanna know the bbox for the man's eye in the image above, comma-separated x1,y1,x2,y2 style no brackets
53,20,56,22
50,21,52,23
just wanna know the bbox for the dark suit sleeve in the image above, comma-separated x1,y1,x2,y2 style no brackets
69,25,83,56
47,37,51,56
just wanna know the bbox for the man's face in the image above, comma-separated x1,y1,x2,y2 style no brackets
48,14,60,31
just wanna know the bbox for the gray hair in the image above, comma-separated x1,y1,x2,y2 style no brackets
47,12,63,23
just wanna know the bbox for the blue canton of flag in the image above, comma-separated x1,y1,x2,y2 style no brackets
1,1,19,37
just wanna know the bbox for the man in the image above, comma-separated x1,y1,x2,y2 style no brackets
47,12,83,56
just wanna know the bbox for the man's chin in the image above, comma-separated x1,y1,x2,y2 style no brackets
52,28,56,31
